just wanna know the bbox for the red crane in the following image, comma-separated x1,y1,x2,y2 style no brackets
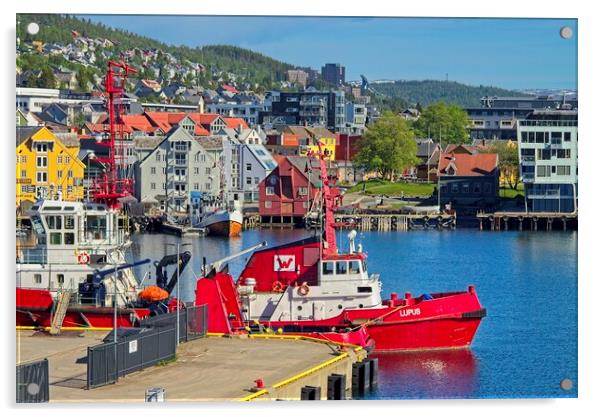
91,61,137,209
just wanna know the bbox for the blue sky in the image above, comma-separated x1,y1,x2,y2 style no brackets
82,15,577,90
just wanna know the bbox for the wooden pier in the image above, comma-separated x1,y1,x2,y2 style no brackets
476,211,578,231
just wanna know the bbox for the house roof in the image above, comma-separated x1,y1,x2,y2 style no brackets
224,117,249,129
195,136,223,151
16,127,44,147
438,152,498,177
443,144,479,155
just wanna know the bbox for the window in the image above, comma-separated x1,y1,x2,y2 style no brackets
34,274,42,284
266,186,275,196
57,170,63,178
349,261,361,274
205,183,211,190
537,166,551,177
65,156,70,164
254,177,259,185
20,155,27,163
302,201,310,209
557,166,571,175
35,143,48,153
64,216,74,229
462,183,470,193
205,167,211,175
57,274,65,285
441,185,448,193
194,183,199,190
21,185,28,192
36,156,47,168
162,183,166,190
21,169,26,178
246,163,252,171
564,132,571,142
151,183,156,190
484,183,492,194
264,201,272,208
194,153,199,162
357,287,373,293
57,156,63,164
521,132,528,142
64,233,75,245
336,261,348,275
68,170,73,178
49,232,62,245
151,167,156,175
299,187,308,196
67,186,73,194
322,262,334,275
162,167,166,174
473,183,481,193
194,167,199,175
36,172,48,183
535,132,545,143
451,183,459,193
156,153,161,161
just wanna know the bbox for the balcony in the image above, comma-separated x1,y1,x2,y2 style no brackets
173,159,187,166
522,173,535,182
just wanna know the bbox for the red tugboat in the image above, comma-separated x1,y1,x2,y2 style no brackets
196,143,486,352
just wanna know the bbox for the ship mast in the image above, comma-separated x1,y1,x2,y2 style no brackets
92,61,137,209
308,141,337,256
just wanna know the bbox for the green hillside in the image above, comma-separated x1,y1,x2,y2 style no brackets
17,14,294,87
371,80,528,107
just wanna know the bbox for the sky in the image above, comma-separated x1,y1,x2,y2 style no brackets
81,15,578,90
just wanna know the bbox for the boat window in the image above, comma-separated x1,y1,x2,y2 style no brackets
63,206,75,211
357,286,372,293
362,260,367,273
34,274,42,284
31,206,39,211
64,232,75,245
322,262,334,275
336,261,348,275
64,216,75,230
49,232,62,245
46,215,62,230
57,274,65,285
86,215,107,240
43,206,61,211
349,261,361,274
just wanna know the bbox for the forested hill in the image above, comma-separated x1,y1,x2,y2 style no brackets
17,14,295,85
370,80,528,107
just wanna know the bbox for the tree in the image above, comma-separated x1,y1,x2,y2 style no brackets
412,101,471,144
354,111,420,181
37,67,57,89
481,141,520,190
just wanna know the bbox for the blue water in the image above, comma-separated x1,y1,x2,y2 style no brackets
128,229,578,399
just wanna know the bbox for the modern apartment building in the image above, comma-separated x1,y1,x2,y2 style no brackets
321,63,345,86
517,110,578,213
465,95,578,140
260,90,346,132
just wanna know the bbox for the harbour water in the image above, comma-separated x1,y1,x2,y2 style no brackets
127,229,578,399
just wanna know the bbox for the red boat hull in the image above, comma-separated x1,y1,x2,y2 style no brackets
16,288,151,329
255,289,486,352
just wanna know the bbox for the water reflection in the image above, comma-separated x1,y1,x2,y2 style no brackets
367,349,478,399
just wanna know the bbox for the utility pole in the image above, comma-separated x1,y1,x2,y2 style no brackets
166,242,191,345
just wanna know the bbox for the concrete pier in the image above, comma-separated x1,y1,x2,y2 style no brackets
476,211,577,231
16,330,365,402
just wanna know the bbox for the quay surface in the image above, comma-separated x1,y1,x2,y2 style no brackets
16,330,364,402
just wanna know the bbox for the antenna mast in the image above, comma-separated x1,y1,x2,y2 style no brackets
92,60,137,209
308,142,337,256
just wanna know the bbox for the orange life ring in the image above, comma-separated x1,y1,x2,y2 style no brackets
297,282,310,296
272,281,284,292
77,251,90,265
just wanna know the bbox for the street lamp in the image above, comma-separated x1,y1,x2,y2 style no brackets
166,242,192,345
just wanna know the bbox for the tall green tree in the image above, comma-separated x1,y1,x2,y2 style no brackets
354,112,420,181
37,67,56,89
480,141,520,190
413,101,471,144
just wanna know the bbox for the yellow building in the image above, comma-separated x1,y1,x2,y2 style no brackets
16,126,85,207
301,127,337,159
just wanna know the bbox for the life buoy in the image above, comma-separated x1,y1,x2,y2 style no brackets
77,251,90,265
272,281,284,292
297,282,310,296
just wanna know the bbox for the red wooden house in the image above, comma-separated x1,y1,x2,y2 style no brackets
258,155,321,225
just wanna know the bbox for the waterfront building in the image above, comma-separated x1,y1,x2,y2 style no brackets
465,95,578,141
239,144,278,203
321,63,345,86
205,100,263,126
260,90,346,133
286,70,309,88
16,126,85,208
343,101,367,135
415,139,441,182
258,155,321,225
134,126,218,214
517,110,578,213
437,149,499,211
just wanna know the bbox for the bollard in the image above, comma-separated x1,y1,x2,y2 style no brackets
352,361,369,397
327,374,346,400
367,358,379,389
300,385,321,400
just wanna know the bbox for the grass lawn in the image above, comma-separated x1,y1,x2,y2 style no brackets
499,183,524,199
347,179,436,197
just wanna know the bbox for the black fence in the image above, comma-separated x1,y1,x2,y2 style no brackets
87,305,207,389
16,358,49,403
139,304,208,343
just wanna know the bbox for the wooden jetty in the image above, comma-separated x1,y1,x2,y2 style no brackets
334,213,456,231
476,211,578,231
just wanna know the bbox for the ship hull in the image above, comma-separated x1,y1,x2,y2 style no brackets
255,290,486,352
199,209,243,237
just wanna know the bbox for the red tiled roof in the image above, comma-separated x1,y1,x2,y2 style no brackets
221,84,238,94
189,113,221,125
224,117,249,129
121,114,157,133
438,152,498,177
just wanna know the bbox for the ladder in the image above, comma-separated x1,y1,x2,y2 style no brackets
49,291,71,335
